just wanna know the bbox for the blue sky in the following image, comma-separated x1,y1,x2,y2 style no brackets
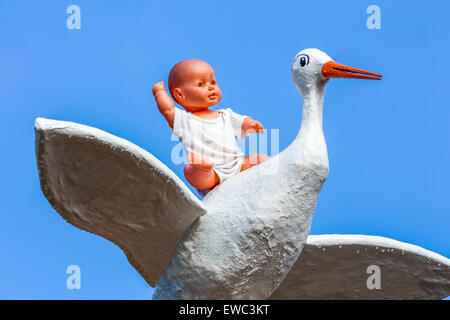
0,0,449,299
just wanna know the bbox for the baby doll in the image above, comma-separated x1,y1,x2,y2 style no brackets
152,59,269,191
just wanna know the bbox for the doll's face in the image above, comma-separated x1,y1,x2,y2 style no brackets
170,60,222,110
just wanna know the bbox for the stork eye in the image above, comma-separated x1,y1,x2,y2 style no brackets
300,57,306,67
298,54,309,67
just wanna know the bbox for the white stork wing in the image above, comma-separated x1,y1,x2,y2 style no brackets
270,234,450,300
35,118,206,287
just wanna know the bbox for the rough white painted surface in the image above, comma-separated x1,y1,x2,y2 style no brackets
270,235,450,300
35,117,206,287
152,49,333,299
34,50,442,301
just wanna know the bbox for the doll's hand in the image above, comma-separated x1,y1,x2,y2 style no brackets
242,118,265,134
152,81,166,96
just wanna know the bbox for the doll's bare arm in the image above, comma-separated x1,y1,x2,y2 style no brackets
152,82,175,129
242,117,264,134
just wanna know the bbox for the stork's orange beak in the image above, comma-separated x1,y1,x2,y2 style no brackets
322,61,382,80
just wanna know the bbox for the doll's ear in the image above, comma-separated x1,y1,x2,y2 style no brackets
173,88,185,102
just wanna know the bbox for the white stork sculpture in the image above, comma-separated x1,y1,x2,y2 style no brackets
35,49,450,299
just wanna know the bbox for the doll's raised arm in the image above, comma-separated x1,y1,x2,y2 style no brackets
152,82,175,129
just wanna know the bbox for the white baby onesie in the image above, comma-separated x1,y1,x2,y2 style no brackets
172,107,249,184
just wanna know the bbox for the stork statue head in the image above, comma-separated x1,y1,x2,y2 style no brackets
291,48,382,96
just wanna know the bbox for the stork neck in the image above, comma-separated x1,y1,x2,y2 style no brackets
286,80,329,169
300,81,327,131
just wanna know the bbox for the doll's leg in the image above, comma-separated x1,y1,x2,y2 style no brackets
240,154,270,172
184,152,220,190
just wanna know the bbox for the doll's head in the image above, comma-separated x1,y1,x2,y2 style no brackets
168,59,222,111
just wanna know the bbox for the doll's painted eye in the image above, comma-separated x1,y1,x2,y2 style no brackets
197,82,203,87
210,80,216,85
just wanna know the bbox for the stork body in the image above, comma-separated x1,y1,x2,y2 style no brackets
153,127,329,299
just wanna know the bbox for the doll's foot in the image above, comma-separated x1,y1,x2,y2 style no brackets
184,152,219,190
188,152,214,171
240,154,271,172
